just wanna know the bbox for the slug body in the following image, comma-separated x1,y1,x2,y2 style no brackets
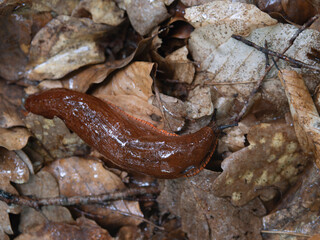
25,88,218,179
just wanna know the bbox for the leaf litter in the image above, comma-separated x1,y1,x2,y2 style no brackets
0,0,320,239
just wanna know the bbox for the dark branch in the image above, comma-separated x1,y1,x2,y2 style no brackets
0,187,160,209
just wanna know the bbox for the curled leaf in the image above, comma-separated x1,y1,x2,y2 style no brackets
279,69,320,168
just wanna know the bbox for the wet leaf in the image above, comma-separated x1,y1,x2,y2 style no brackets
26,16,111,80
158,170,266,239
15,216,112,240
45,157,144,228
212,121,310,206
279,70,320,169
0,147,30,239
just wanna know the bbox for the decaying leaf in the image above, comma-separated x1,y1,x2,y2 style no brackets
124,0,170,36
45,157,144,228
15,216,112,240
212,121,310,206
158,170,266,240
0,127,31,151
16,171,74,233
185,1,277,46
24,115,89,160
186,86,213,119
94,61,164,128
263,164,320,239
279,69,320,170
26,16,111,80
72,0,125,26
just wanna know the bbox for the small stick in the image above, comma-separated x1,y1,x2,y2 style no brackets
0,187,160,209
261,230,311,238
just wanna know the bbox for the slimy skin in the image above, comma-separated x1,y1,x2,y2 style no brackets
25,88,218,179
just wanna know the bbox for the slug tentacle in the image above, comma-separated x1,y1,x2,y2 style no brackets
25,88,219,179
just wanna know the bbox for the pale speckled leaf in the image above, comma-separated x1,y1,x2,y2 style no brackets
213,122,310,206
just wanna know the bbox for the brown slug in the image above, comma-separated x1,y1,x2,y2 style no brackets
25,88,219,179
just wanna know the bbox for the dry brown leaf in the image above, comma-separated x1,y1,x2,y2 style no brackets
0,127,31,150
263,164,320,239
165,46,195,84
26,16,111,80
279,69,320,169
0,147,30,239
124,0,170,36
309,235,320,240
158,170,265,239
93,61,164,129
72,0,124,26
15,216,112,240
45,157,143,228
212,121,310,206
24,115,89,160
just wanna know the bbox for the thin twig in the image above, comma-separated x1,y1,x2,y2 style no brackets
232,35,320,71
0,187,160,209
